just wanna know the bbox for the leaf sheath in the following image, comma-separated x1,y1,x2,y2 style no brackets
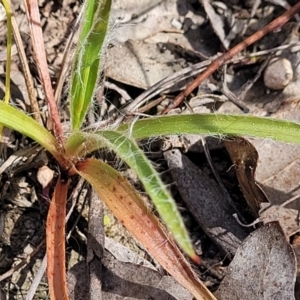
46,179,69,300
76,158,216,300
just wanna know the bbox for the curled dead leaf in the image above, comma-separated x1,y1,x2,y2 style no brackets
37,165,54,188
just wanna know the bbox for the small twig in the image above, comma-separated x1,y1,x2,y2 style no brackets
9,3,42,123
0,241,44,282
238,56,270,100
162,2,300,114
25,254,47,300
104,81,132,102
233,213,261,228
54,8,83,104
221,66,250,113
279,194,300,208
221,57,269,112
86,60,211,130
66,178,86,224
230,41,300,63
109,60,212,127
135,96,167,114
66,179,88,241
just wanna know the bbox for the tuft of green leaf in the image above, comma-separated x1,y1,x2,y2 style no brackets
66,131,199,260
66,114,300,159
0,102,63,163
69,0,111,131
76,158,215,299
115,114,300,143
65,113,300,258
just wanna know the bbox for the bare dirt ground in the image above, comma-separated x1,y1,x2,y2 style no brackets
1,0,300,299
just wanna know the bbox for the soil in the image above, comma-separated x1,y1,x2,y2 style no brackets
1,0,300,299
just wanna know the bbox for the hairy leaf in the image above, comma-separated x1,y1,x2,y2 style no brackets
67,131,198,261
46,178,69,300
67,114,300,159
116,114,300,143
69,0,111,130
0,102,63,162
76,158,216,300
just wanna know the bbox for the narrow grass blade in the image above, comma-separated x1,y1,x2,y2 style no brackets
46,178,69,300
67,131,199,261
69,0,111,130
115,114,300,144
76,158,216,300
0,0,12,105
0,102,63,163
0,0,12,138
67,114,300,159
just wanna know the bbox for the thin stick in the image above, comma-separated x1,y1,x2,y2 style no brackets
162,2,300,114
10,3,42,123
0,241,44,281
54,8,83,103
0,0,12,139
1,0,11,105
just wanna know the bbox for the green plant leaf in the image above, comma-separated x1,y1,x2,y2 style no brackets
0,102,63,161
66,113,300,259
115,114,300,143
67,114,300,158
69,0,111,131
66,131,199,260
76,158,215,300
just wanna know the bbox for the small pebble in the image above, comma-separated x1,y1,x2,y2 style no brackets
264,57,293,90
171,18,182,30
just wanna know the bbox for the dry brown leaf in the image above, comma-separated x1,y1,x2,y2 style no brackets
259,201,300,237
225,137,300,238
224,137,269,217
250,138,300,207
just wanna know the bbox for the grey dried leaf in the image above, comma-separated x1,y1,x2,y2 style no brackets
259,202,300,237
102,251,193,300
215,222,296,300
106,41,186,89
164,149,248,256
249,138,300,207
68,248,193,300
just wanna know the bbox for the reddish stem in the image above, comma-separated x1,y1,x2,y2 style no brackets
162,2,300,114
25,0,64,144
